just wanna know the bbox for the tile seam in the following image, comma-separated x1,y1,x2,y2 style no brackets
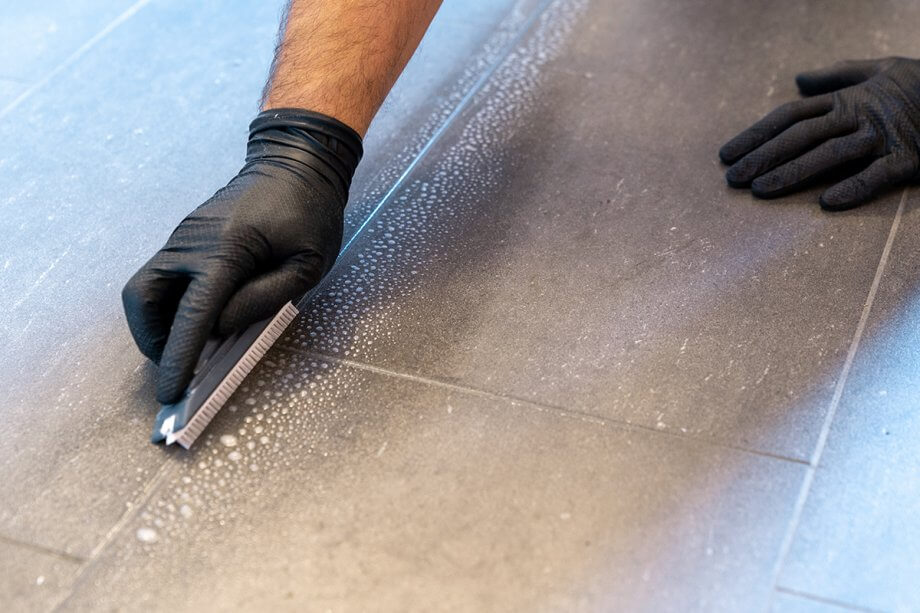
765,188,909,611
86,459,173,561
48,458,174,613
0,533,84,564
311,0,556,286
774,585,890,613
280,344,812,466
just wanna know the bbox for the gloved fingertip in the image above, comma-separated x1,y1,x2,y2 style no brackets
750,175,776,198
818,190,851,211
718,145,737,165
719,137,752,165
753,171,801,199
725,165,752,188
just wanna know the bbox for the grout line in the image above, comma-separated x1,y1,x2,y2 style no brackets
292,0,554,311
766,188,909,611
0,0,152,120
280,344,811,466
295,0,558,317
87,459,173,561
774,586,889,613
325,0,554,264
48,459,174,612
0,533,84,564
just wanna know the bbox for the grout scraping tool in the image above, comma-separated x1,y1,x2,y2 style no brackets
151,301,299,449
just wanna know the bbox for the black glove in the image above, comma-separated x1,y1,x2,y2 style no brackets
720,57,920,209
123,108,362,403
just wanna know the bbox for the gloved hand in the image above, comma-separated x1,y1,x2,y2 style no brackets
720,57,920,209
123,108,362,404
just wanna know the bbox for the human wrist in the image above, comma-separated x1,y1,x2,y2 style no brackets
246,108,364,201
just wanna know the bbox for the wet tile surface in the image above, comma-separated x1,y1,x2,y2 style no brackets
60,350,804,613
0,0,536,557
776,196,920,613
283,0,920,460
0,540,80,613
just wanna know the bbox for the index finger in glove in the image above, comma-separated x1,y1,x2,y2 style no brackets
719,94,833,164
121,254,190,364
155,271,242,404
750,126,878,198
725,113,855,187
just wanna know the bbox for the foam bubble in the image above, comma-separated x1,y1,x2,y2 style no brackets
136,527,158,543
219,434,237,448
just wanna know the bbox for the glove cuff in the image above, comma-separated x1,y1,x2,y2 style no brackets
246,108,364,202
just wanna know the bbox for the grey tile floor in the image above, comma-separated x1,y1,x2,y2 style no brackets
0,0,917,611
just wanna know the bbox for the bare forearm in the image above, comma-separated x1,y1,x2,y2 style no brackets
262,0,443,136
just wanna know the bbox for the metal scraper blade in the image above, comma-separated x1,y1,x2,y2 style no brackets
151,301,299,449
